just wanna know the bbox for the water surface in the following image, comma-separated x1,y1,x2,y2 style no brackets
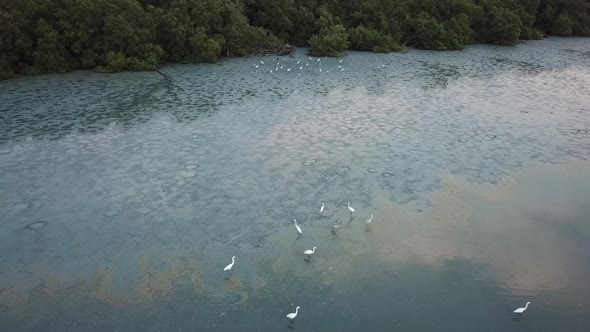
1,38,590,331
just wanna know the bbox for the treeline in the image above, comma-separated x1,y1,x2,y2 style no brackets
1,0,589,79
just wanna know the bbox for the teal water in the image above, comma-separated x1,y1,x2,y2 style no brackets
1,38,590,331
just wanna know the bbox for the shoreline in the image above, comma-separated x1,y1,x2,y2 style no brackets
1,36,588,82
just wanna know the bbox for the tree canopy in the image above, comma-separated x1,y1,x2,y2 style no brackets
1,0,589,79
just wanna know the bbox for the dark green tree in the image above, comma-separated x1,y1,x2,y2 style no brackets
349,25,402,53
309,24,349,56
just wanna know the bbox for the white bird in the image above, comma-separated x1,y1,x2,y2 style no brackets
260,60,264,64
306,63,309,67
297,60,301,64
366,213,374,229
304,247,316,261
287,306,300,320
224,256,235,276
287,68,291,72
294,219,302,235
308,56,312,60
300,66,303,70
514,302,530,314
280,65,283,69
339,59,343,63
319,67,322,72
340,68,344,71
317,58,320,62
331,223,341,235
270,69,273,73
255,65,259,68
320,202,324,214
347,202,355,213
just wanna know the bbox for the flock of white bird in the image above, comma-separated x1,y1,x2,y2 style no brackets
234,56,532,320
253,56,345,75
222,201,376,322
222,200,531,323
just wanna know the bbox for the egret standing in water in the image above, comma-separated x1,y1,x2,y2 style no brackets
224,256,235,278
347,202,355,213
294,219,302,236
287,306,300,320
514,302,530,315
366,213,374,229
331,222,341,235
304,247,317,261
347,202,355,222
320,202,325,214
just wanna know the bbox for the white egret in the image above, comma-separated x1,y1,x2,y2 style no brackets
287,68,291,72
339,59,343,63
260,60,264,64
320,202,325,214
294,219,302,235
224,256,235,276
287,306,300,320
308,56,312,60
514,302,530,314
297,60,301,64
304,247,317,261
319,67,322,72
280,65,283,69
300,66,303,70
366,213,374,229
340,68,344,71
347,202,355,213
317,58,320,62
331,223,341,235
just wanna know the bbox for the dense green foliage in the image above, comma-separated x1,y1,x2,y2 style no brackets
0,0,282,79
1,0,589,79
349,26,403,53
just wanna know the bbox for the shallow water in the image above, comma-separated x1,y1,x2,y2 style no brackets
1,38,590,331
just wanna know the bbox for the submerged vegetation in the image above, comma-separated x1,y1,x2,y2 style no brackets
0,0,589,79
